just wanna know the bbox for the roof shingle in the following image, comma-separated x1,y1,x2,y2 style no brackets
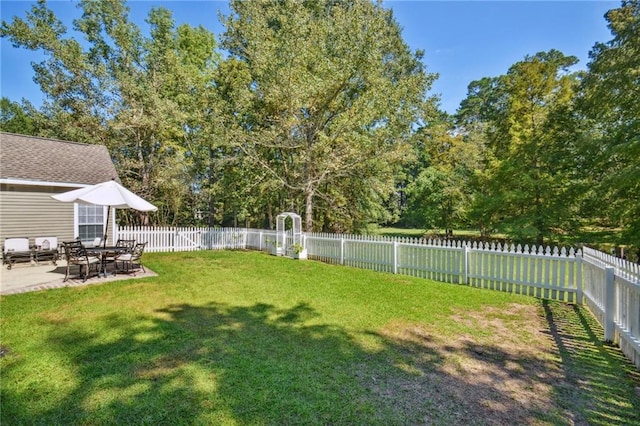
0,132,119,185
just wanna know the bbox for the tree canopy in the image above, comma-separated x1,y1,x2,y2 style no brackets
2,0,219,225
456,50,584,245
578,0,640,243
2,0,638,247
219,0,437,231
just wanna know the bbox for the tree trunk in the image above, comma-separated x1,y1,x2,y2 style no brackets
208,146,215,227
138,133,152,226
535,184,544,246
305,190,314,232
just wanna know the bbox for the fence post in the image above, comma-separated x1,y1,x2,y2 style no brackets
259,231,263,251
340,238,345,265
172,227,177,252
575,251,583,305
302,233,306,251
463,245,470,285
604,266,615,342
393,242,398,274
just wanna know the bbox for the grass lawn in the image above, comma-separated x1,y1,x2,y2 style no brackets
370,225,628,253
369,226,507,241
1,251,639,425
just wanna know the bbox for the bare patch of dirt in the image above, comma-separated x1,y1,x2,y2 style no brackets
366,303,578,425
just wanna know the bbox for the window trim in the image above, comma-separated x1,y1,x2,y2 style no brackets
74,203,108,242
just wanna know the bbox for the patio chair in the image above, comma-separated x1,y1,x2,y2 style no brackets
114,242,147,275
2,237,32,270
101,239,136,274
62,240,100,282
115,239,136,252
34,237,59,265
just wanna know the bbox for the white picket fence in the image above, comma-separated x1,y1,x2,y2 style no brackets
582,247,640,369
118,226,253,252
303,232,583,303
117,225,640,369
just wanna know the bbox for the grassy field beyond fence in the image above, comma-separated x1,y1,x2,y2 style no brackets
370,225,632,255
1,251,639,425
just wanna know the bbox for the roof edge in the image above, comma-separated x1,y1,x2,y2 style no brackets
0,178,93,188
0,131,101,147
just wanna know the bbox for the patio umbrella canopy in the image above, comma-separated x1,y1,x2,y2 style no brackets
52,180,157,246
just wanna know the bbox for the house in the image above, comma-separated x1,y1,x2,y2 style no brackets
0,132,119,246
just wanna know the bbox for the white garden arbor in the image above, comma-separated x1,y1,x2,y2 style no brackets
275,212,307,259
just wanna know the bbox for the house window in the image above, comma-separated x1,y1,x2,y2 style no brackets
78,204,104,243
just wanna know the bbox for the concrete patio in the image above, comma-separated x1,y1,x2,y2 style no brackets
0,259,157,296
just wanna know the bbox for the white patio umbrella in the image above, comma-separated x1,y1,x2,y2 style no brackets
52,180,157,247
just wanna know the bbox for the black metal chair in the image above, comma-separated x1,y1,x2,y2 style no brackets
115,239,136,251
115,242,147,275
62,241,100,282
102,239,136,274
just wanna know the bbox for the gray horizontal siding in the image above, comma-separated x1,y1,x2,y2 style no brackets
1,184,76,245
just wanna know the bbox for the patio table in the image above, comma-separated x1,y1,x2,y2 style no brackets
86,247,127,277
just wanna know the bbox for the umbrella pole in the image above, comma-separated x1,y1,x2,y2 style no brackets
103,206,111,248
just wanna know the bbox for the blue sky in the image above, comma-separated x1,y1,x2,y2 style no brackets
1,1,617,114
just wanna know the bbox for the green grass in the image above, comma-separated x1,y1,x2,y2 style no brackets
1,251,639,425
369,226,505,240
368,226,426,239
561,225,625,251
370,225,627,251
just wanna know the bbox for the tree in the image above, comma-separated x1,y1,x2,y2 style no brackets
0,98,39,135
219,0,437,231
402,114,484,233
1,0,219,225
579,0,640,243
458,50,583,245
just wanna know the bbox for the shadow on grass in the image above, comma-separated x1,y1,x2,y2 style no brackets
542,300,640,425
2,300,639,424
